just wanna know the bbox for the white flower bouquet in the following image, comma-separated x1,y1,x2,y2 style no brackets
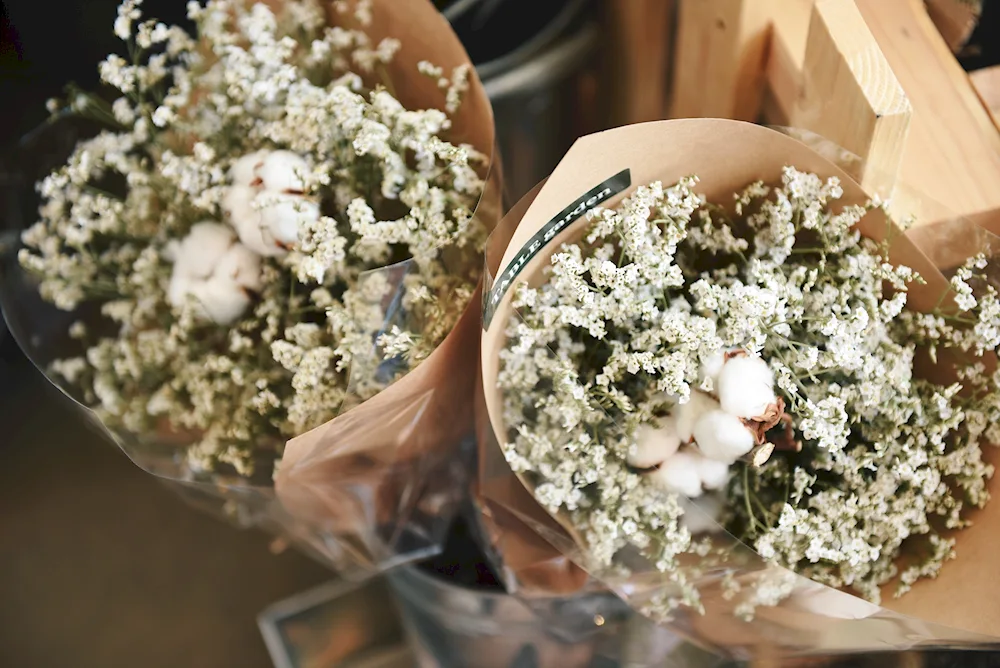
477,119,1000,657
0,0,501,572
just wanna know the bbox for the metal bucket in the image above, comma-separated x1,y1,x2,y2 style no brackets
444,0,604,204
483,21,600,205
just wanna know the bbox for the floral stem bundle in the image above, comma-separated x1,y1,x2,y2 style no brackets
3,0,501,573
477,119,1000,656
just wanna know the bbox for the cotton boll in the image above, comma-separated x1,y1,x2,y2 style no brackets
675,391,719,443
692,409,755,463
217,243,263,292
627,416,682,469
232,214,283,257
258,196,319,247
167,222,262,324
230,150,269,187
188,278,252,325
717,353,777,418
695,454,731,490
648,451,705,498
257,150,309,193
174,221,235,279
223,186,284,257
223,185,277,254
163,239,181,263
222,185,257,224
167,271,249,324
167,272,194,308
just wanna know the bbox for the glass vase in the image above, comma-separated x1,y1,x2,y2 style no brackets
385,563,718,668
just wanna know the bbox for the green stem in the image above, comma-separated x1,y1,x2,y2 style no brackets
376,64,397,100
743,465,763,535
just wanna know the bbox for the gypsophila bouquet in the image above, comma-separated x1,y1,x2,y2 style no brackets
496,164,1000,615
15,0,494,483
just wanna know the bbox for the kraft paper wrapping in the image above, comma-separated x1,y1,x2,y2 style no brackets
477,119,1000,657
272,0,503,571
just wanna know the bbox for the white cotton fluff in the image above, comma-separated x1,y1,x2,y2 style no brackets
649,449,731,499
649,451,705,498
224,189,319,257
692,409,756,463
696,454,731,490
170,221,236,279
716,353,777,419
675,391,719,443
222,185,268,252
230,150,268,187
256,150,309,193
627,416,682,469
167,224,262,325
216,242,264,292
259,197,319,246
223,150,318,257
184,277,252,325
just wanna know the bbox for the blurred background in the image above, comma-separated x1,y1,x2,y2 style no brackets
3,0,1000,666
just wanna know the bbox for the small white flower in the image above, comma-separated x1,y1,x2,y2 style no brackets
151,105,175,128
114,0,142,41
627,416,681,469
111,97,135,125
692,409,755,463
716,353,777,419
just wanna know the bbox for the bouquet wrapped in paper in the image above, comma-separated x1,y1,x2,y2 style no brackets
477,119,1000,660
0,0,501,574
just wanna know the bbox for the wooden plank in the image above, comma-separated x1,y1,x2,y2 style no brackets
763,0,1000,225
762,0,811,125
970,65,1000,131
855,0,1000,224
788,0,911,201
606,0,675,125
669,0,771,121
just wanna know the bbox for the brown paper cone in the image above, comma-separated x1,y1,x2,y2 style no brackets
477,118,1000,653
273,0,502,566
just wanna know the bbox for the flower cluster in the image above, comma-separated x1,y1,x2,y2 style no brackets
19,0,488,479
499,167,1000,613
